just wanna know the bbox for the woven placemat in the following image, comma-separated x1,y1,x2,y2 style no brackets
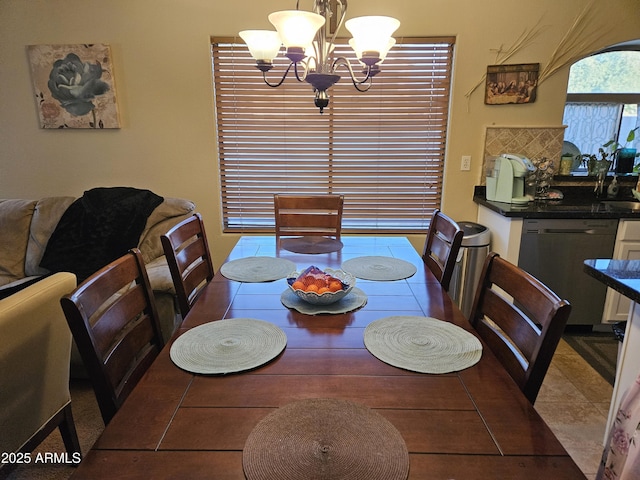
364,315,482,374
341,256,417,281
170,318,287,374
281,236,343,254
243,398,409,480
220,256,297,282
280,287,368,315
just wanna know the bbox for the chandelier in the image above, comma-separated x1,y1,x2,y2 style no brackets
239,0,400,113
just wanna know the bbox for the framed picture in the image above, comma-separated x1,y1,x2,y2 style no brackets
484,63,539,105
27,43,120,128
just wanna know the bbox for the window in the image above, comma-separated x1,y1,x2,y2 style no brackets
212,37,455,233
563,50,640,157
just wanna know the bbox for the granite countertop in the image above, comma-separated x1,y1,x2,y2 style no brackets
584,259,640,304
473,185,640,219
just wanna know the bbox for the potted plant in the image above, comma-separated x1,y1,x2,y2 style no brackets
579,148,613,176
604,127,639,174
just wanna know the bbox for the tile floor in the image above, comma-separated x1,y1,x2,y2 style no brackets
536,338,614,479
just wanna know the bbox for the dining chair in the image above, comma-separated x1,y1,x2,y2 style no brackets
161,213,214,318
60,249,165,425
468,252,572,404
422,209,464,291
274,194,344,246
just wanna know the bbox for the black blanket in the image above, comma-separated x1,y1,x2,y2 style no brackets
40,187,163,283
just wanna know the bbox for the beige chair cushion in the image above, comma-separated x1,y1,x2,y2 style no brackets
25,196,76,277
145,256,176,293
0,200,37,286
0,272,77,452
138,198,195,264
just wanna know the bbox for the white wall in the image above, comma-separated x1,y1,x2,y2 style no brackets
1,0,639,266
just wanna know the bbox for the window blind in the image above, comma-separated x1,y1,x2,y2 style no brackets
212,36,455,233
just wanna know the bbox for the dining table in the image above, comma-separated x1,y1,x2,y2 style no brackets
70,235,585,479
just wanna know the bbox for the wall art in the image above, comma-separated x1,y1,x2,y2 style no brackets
27,43,120,129
484,63,539,105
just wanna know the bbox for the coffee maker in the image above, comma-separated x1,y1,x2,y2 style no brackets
485,154,536,204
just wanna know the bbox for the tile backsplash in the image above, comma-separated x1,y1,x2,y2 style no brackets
482,126,566,181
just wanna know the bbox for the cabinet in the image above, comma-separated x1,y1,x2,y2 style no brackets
602,220,640,323
477,205,625,326
476,205,640,326
476,206,522,263
518,219,617,326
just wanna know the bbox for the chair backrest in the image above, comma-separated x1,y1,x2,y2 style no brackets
468,252,571,404
161,213,214,318
422,209,464,291
60,249,165,425
274,194,344,244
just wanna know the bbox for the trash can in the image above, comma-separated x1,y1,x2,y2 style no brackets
449,222,491,319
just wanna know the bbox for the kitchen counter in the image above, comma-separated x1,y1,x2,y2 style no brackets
474,184,640,328
583,258,640,444
474,186,640,219
584,258,640,304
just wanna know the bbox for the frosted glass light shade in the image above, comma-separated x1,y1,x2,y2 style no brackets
349,37,396,64
345,16,400,56
268,10,325,49
239,30,282,61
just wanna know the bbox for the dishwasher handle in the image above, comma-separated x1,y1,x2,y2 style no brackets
535,228,602,234
523,219,619,236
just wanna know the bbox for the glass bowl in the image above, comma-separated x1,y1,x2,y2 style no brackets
287,268,355,305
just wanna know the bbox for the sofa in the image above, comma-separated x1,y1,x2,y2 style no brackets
0,272,80,458
0,190,195,376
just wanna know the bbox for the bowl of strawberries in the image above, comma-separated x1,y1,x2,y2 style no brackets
287,266,355,305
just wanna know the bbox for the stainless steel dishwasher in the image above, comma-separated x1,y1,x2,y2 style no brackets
518,218,618,326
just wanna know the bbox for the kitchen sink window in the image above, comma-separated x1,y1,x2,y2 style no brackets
562,49,640,162
211,37,454,233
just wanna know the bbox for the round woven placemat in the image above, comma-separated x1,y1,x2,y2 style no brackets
220,256,297,282
243,398,409,480
170,318,287,374
364,315,482,374
281,236,343,254
341,256,417,281
280,287,368,315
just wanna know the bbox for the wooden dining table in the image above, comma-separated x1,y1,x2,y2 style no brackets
70,236,585,479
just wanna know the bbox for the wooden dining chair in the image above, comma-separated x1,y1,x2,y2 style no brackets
161,213,215,318
468,252,572,404
60,249,165,425
422,209,464,291
274,194,344,245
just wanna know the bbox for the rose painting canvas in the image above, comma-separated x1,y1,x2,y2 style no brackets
27,44,120,128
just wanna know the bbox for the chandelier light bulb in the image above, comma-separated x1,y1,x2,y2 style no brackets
268,10,325,51
345,16,400,63
239,30,282,63
349,37,396,65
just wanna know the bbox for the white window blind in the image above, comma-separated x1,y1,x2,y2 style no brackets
212,36,455,233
